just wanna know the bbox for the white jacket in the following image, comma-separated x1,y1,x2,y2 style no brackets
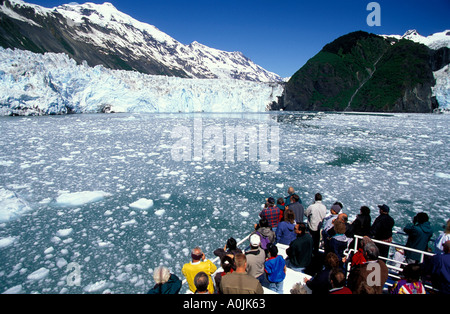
305,201,327,231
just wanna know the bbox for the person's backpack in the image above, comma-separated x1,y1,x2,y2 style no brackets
255,231,271,250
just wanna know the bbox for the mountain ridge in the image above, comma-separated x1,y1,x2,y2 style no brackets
0,0,282,82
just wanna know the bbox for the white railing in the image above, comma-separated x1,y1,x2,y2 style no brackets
181,231,439,293
345,234,437,291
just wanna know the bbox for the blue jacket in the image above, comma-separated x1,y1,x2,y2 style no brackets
329,234,349,264
276,221,297,245
265,255,286,283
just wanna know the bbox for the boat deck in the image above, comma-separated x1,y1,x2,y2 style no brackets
262,243,312,294
183,233,437,294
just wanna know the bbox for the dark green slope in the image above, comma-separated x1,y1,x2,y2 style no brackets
277,31,449,113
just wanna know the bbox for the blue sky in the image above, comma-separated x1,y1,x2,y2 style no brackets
27,0,450,78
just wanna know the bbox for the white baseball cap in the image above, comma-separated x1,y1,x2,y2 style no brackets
250,234,261,247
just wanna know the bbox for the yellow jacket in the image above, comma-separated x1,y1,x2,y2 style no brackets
182,259,217,294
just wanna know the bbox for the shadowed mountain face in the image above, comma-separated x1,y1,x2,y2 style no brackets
275,31,449,113
0,0,281,82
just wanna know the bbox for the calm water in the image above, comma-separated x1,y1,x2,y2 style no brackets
0,112,449,293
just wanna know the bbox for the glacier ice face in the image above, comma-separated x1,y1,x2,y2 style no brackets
433,64,450,109
0,48,284,116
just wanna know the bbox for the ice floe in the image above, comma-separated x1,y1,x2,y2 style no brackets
55,191,112,207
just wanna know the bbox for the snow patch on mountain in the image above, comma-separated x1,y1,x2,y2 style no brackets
383,29,450,50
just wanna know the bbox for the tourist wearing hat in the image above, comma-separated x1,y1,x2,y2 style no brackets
369,204,395,258
322,203,342,233
245,234,266,285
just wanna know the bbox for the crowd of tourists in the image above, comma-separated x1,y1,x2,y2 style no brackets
146,187,450,295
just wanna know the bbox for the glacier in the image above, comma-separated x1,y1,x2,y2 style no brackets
0,47,284,115
433,64,450,109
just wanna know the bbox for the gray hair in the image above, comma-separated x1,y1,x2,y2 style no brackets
191,246,202,255
364,242,380,261
153,266,171,284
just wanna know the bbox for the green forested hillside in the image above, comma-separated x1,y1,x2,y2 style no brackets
278,31,447,113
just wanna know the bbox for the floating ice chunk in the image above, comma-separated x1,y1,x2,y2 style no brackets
162,249,172,260
83,280,111,293
0,236,16,248
240,212,250,218
56,258,68,268
56,228,73,237
0,189,33,223
98,241,114,248
2,285,23,294
154,209,165,216
276,183,284,188
435,172,450,179
121,219,137,227
39,198,52,204
62,237,73,244
27,267,50,281
56,191,111,207
160,193,171,200
129,198,154,210
44,247,54,254
58,157,73,161
0,160,14,167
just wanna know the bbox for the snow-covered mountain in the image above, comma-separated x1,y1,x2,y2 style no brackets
0,0,282,82
0,47,284,115
382,29,450,50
